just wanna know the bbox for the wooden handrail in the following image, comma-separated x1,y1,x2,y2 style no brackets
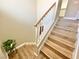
34,2,56,27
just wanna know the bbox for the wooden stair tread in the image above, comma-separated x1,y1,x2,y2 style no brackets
49,34,74,49
54,26,77,33
57,20,78,26
41,46,63,59
52,30,75,42
56,21,78,29
54,28,76,37
54,25,77,33
58,18,78,23
48,37,74,52
56,24,77,32
53,28,76,40
51,32,75,43
46,39,72,58
35,52,47,59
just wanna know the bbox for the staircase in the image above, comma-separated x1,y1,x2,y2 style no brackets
9,18,78,59
36,18,78,59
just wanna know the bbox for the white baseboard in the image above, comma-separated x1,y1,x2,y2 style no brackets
64,17,77,20
15,43,26,49
25,42,36,45
15,42,36,49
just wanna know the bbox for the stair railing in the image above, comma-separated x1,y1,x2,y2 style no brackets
34,2,56,47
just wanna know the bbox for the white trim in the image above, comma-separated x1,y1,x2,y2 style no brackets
15,43,26,49
72,40,78,59
72,24,79,59
64,17,77,20
25,42,36,45
15,42,36,49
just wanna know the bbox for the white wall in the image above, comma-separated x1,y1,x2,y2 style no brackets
1,0,36,24
37,0,56,20
65,0,79,19
0,0,36,47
